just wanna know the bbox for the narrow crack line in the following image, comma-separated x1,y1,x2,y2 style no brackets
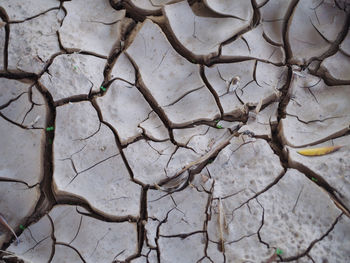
230,170,286,214
226,232,256,245
309,18,332,44
26,227,38,244
91,99,144,185
307,254,316,263
46,214,56,262
73,117,101,141
299,77,321,89
154,207,177,261
200,65,224,116
291,185,304,214
201,1,247,21
152,48,170,73
310,0,325,10
213,189,246,201
29,85,44,106
0,91,28,110
210,54,285,67
20,101,35,126
304,86,319,103
22,235,51,255
0,178,37,189
241,36,251,53
89,230,110,259
145,140,171,157
339,48,350,58
37,51,65,77
66,153,119,186
307,7,350,66
282,213,343,262
58,1,67,26
234,83,247,104
257,0,270,8
56,30,67,52
255,197,270,249
286,157,350,218
262,31,283,47
164,147,179,172
162,85,204,108
0,111,39,130
112,249,126,262
55,242,87,263
268,47,277,60
59,145,87,162
124,52,177,143
69,212,83,245
38,49,107,81
191,17,206,45
148,191,172,203
109,76,135,87
8,7,60,24
157,134,235,187
314,9,321,25
216,66,228,83
60,48,108,60
286,113,346,124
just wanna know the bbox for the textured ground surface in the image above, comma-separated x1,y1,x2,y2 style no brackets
0,0,350,262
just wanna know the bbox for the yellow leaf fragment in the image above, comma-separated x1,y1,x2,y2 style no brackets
297,145,342,156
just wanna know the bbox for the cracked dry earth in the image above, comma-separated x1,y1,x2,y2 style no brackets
1,0,350,263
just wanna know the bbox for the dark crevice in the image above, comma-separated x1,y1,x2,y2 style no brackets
159,230,206,238
134,186,149,259
54,94,90,107
73,203,138,223
0,70,38,79
0,7,9,71
251,0,261,28
26,80,57,227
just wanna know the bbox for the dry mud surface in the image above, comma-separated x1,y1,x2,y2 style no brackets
0,0,350,262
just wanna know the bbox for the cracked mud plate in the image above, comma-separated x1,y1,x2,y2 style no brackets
1,0,350,262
